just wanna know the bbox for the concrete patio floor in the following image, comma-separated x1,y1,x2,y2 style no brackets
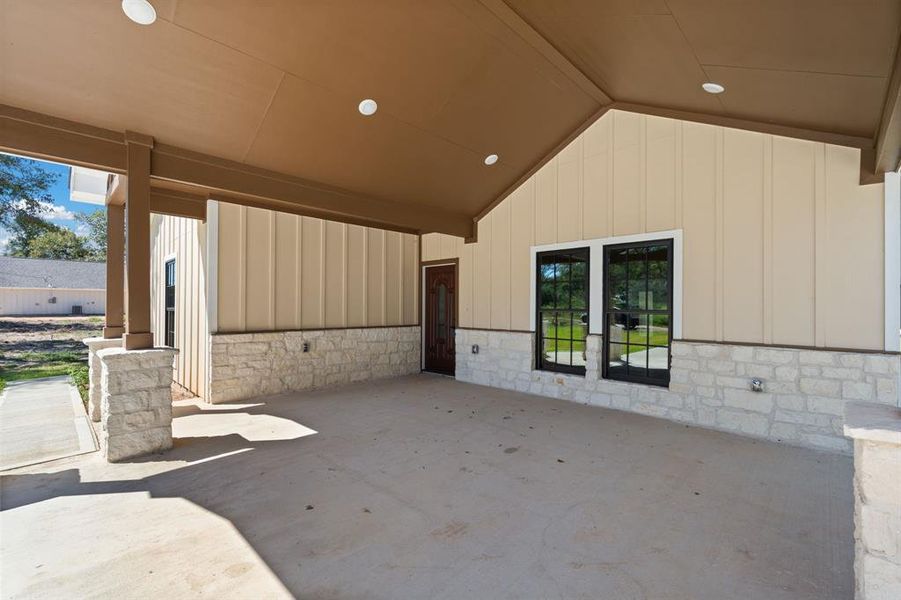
0,374,853,599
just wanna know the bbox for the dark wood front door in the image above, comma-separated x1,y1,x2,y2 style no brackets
424,264,456,375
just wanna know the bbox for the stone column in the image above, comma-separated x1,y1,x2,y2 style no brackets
97,346,177,462
844,402,901,599
82,336,123,422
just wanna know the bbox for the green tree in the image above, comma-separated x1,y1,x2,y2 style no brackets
6,212,63,256
75,209,107,260
26,228,90,260
0,154,60,228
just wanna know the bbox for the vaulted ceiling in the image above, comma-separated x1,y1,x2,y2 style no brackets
1,0,899,238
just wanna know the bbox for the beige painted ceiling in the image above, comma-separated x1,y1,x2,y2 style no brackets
1,0,899,235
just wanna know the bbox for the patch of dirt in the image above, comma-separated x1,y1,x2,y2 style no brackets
0,316,102,370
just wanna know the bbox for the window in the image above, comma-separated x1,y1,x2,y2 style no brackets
164,259,176,348
536,248,589,375
603,240,673,386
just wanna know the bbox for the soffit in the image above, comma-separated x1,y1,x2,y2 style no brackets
1,0,599,221
506,0,901,138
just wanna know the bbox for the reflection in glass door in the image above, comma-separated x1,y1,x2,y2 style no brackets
535,248,589,375
603,240,673,386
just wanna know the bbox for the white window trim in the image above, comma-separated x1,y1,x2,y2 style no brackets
885,170,900,352
529,230,683,339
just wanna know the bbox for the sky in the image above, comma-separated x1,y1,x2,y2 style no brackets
0,155,103,253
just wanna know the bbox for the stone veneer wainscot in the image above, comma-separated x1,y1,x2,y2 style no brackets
455,329,900,453
209,326,421,403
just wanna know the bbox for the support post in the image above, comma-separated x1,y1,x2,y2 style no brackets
123,132,154,350
103,201,125,338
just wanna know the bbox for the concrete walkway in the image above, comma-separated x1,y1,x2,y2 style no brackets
0,375,853,599
0,376,97,471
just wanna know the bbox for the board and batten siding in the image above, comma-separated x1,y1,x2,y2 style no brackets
422,109,886,351
215,203,419,332
150,214,209,399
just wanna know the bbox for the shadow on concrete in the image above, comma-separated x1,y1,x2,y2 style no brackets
0,374,856,599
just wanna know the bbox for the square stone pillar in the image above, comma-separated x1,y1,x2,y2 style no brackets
82,336,123,422
844,402,901,600
97,346,177,462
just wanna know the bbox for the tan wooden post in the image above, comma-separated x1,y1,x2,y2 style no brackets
123,132,154,350
102,199,125,338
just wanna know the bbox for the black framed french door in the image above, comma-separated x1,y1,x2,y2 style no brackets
602,239,673,386
535,248,589,375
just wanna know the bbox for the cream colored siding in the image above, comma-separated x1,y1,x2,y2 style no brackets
422,109,887,351
0,288,104,316
216,205,419,332
150,214,209,399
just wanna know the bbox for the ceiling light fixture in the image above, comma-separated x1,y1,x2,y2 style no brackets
484,154,499,166
358,99,378,116
122,0,157,25
702,82,725,94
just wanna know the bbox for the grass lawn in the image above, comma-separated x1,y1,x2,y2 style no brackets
0,351,88,396
0,317,101,401
543,321,669,356
543,322,587,353
622,328,670,348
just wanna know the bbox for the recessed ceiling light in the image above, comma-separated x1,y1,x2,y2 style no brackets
358,99,378,116
122,0,157,25
702,82,725,94
484,154,499,166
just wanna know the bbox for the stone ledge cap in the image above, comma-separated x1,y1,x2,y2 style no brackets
843,401,901,445
96,347,179,360
83,337,123,348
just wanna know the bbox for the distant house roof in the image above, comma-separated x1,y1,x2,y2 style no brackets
0,256,105,290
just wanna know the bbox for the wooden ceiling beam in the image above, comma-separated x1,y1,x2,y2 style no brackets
475,104,613,222
611,102,873,150
874,37,901,175
0,103,474,238
210,193,420,236
150,143,473,238
0,105,126,173
149,188,208,221
474,0,612,106
106,174,126,206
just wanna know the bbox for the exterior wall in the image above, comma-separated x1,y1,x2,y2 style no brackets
423,109,886,351
215,202,419,332
150,214,209,399
208,326,420,403
0,287,104,316
456,329,900,453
